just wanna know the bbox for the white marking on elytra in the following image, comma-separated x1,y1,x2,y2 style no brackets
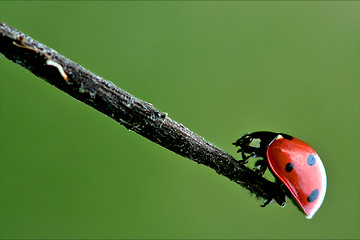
276,135,284,140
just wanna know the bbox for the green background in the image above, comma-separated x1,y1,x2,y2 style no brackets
0,1,359,239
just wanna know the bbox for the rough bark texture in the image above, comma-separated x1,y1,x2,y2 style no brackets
0,21,284,205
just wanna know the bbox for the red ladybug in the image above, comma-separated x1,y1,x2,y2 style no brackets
233,131,327,219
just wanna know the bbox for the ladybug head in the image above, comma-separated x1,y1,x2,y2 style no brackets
234,133,253,148
233,132,263,158
233,131,281,158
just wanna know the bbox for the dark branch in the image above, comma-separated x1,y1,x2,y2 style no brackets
0,22,283,205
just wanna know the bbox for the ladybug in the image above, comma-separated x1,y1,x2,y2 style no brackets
233,131,327,219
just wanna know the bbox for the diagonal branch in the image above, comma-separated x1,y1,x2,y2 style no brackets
0,21,283,206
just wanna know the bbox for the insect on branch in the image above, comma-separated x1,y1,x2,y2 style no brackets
0,21,283,205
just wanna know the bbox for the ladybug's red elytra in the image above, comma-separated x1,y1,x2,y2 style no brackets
233,131,327,219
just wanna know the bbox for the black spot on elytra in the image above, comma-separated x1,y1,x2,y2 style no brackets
307,154,316,166
307,189,319,203
285,162,294,172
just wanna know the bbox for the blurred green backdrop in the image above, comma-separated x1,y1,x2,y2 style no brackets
0,1,359,239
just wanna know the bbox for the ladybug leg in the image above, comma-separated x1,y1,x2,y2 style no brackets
238,152,255,164
273,179,286,207
261,183,286,208
274,190,286,207
260,198,273,207
254,159,268,176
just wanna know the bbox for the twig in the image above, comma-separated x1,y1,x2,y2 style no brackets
0,22,283,205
